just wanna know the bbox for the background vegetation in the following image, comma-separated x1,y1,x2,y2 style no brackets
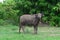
0,0,60,27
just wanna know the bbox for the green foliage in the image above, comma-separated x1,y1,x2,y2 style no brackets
0,19,16,26
0,19,6,25
0,0,60,26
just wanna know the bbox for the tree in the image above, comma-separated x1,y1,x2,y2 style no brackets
0,0,60,26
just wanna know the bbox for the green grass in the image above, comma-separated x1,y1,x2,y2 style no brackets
0,25,60,40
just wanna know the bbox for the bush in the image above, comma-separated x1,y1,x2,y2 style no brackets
0,19,6,26
0,19,16,26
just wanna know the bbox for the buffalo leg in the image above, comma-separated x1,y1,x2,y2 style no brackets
19,24,25,33
34,26,38,34
21,26,25,33
19,25,21,33
19,24,23,33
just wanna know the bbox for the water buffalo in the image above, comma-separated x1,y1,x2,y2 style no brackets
19,13,44,34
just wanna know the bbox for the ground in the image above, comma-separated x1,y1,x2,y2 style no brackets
0,25,60,40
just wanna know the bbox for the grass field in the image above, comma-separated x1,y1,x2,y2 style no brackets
0,25,60,40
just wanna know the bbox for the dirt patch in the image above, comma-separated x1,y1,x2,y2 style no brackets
49,34,60,36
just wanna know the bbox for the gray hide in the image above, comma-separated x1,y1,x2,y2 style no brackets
19,13,44,34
